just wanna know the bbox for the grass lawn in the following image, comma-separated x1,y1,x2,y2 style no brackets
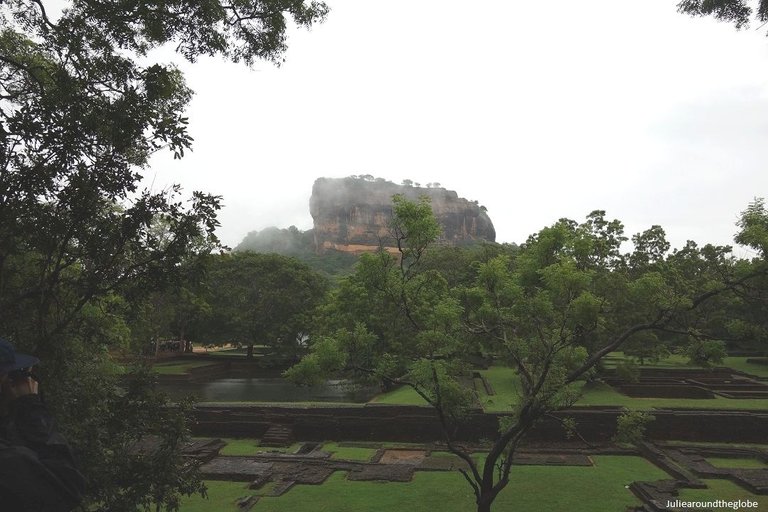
153,361,218,375
180,456,667,512
723,357,768,378
371,367,768,411
479,366,523,412
706,457,768,469
371,366,522,409
322,442,377,461
218,438,303,456
677,479,767,511
661,441,768,450
575,381,768,410
180,481,255,512
605,352,768,379
370,385,427,405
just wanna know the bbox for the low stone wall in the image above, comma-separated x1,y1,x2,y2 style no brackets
192,404,494,442
616,384,715,399
604,366,768,399
646,409,768,443
190,404,768,444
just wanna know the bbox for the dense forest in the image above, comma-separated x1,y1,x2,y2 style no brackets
235,226,359,278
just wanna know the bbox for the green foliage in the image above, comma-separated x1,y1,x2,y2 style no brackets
283,330,356,386
560,417,578,440
292,197,469,411
78,294,133,350
50,358,204,512
677,0,767,31
390,194,443,260
623,331,670,365
684,338,727,367
295,196,768,512
0,1,329,508
236,226,306,254
736,198,768,256
615,360,640,383
420,243,514,289
203,252,328,359
408,358,474,417
234,226,359,278
614,410,655,445
0,0,329,354
629,225,670,270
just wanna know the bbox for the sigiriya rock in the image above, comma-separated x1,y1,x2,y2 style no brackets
310,177,496,254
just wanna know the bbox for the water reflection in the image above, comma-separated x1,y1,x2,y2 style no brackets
159,377,377,403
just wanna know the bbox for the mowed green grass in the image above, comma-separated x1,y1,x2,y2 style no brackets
218,438,303,456
604,353,768,378
322,442,377,461
371,385,427,405
677,480,768,511
216,439,375,459
180,456,667,512
706,457,768,469
722,357,768,378
574,381,768,410
372,364,768,411
370,366,522,409
153,361,218,374
180,481,256,512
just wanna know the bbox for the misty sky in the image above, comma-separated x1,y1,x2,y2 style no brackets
144,0,768,256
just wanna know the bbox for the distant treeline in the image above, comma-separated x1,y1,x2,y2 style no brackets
234,225,359,277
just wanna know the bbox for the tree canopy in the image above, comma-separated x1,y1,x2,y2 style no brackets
204,252,328,360
0,1,328,509
289,196,768,512
678,0,768,30
0,1,328,355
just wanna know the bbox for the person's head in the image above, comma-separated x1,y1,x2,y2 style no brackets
0,338,40,390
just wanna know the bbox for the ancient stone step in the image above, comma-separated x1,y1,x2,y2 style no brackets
199,457,273,482
637,442,705,487
260,424,294,447
235,495,259,511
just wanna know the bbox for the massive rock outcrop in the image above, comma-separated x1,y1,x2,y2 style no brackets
310,177,496,254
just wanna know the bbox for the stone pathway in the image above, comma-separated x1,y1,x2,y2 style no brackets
197,440,599,497
195,439,767,510
629,442,768,511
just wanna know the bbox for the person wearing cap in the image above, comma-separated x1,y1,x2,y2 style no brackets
0,338,85,512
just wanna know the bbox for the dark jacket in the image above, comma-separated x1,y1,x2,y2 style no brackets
0,394,85,512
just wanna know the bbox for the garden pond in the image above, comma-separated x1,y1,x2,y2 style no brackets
159,376,378,403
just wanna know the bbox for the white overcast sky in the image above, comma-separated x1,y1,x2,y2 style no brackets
144,0,768,255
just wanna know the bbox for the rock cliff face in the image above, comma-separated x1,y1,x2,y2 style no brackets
310,178,496,254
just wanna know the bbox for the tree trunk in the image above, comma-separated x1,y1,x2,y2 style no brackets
179,327,185,352
476,494,494,512
246,343,254,359
180,327,192,353
476,466,506,512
